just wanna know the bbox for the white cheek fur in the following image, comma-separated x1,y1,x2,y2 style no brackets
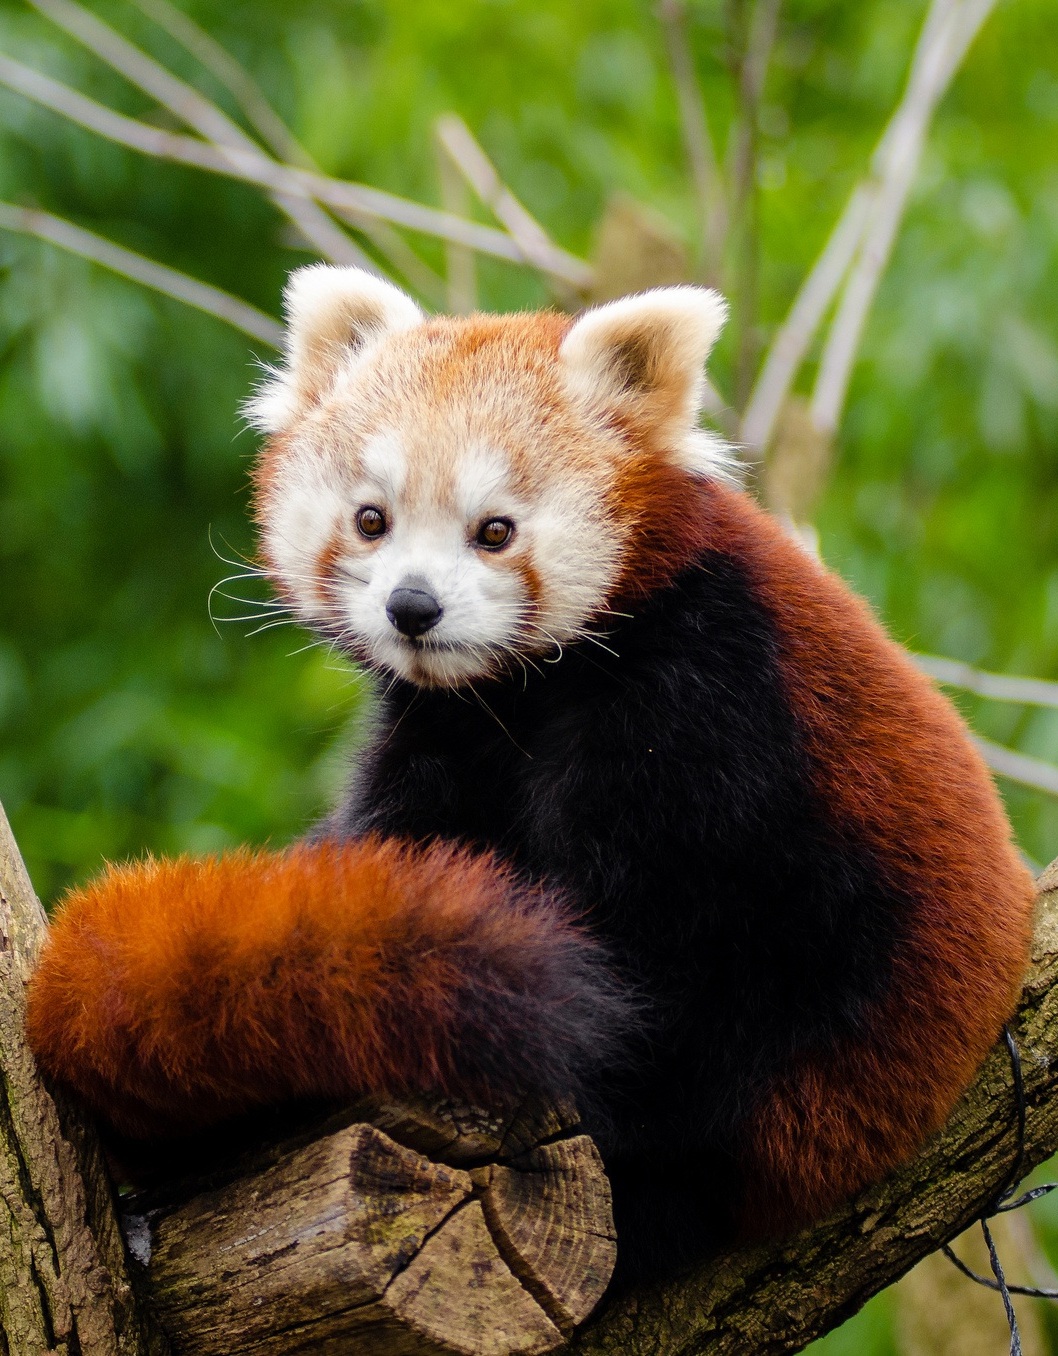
262,456,347,623
261,435,623,687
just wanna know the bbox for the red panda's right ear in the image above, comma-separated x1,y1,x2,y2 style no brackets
245,265,422,433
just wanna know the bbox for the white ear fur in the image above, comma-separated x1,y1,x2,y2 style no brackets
246,265,422,433
559,286,731,478
560,286,726,413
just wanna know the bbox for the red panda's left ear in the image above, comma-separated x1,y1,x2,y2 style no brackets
559,286,727,438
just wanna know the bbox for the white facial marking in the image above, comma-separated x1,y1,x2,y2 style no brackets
261,445,347,624
453,444,512,520
262,403,627,687
358,428,407,503
324,438,529,686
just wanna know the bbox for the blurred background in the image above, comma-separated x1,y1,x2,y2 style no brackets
0,0,1056,1349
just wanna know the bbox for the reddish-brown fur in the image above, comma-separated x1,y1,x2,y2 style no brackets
693,482,1035,1235
611,453,717,602
24,294,1036,1256
25,838,618,1138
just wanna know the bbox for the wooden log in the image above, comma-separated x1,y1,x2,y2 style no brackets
0,802,164,1355
125,1098,616,1356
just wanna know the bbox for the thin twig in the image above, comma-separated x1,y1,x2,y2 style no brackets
0,53,590,280
974,737,1058,799
28,0,372,269
738,185,872,454
128,0,310,166
435,119,478,314
810,0,998,436
657,0,726,281
915,655,1058,711
728,0,782,406
740,0,996,456
433,114,587,306
129,0,445,302
128,0,375,269
0,199,282,345
0,53,220,168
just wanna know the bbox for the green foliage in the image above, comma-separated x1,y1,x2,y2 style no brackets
808,1291,896,1356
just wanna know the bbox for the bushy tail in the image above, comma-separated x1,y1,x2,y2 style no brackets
25,838,632,1139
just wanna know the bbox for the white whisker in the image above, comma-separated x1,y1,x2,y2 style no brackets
245,617,304,638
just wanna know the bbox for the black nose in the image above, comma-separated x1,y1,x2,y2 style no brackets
386,580,443,638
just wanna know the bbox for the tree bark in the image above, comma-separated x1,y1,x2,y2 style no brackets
0,802,164,1355
3,794,1058,1356
123,1096,615,1356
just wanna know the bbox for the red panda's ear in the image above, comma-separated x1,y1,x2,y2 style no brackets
246,265,422,433
559,286,728,454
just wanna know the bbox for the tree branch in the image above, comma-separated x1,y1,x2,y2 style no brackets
0,49,589,284
0,803,165,1354
74,857,1058,1355
126,1097,616,1356
3,807,1058,1354
0,200,284,346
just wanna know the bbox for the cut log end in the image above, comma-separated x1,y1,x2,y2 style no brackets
129,1097,617,1356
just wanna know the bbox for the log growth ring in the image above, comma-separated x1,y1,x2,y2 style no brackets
128,1098,617,1356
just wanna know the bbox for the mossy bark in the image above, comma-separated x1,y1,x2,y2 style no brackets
0,803,164,1355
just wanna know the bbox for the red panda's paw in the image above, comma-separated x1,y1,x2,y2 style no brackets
25,838,634,1140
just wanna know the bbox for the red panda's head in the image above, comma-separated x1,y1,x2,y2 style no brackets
248,266,729,688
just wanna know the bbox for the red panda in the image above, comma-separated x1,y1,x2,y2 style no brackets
26,267,1035,1285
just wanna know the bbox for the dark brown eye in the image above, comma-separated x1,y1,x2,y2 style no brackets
476,517,514,550
356,506,387,539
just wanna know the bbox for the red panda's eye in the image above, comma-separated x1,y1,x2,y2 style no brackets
356,506,387,539
476,518,514,550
